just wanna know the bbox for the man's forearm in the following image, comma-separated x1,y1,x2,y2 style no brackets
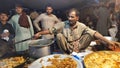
94,32,111,44
34,29,51,39
33,22,41,31
38,30,50,35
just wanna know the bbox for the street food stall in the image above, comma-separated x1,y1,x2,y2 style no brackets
27,37,120,68
0,0,120,67
0,36,120,68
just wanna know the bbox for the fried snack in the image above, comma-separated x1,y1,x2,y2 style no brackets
41,55,77,68
84,51,120,68
0,56,25,68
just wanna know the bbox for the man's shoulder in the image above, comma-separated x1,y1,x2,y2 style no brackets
39,13,49,18
6,23,12,26
40,13,46,15
77,21,86,26
51,14,57,17
13,14,19,16
63,20,69,24
11,14,19,18
63,20,69,23
5,22,10,25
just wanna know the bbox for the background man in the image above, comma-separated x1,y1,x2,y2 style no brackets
33,5,59,39
0,12,15,56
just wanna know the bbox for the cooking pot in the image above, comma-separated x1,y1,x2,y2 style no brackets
28,39,54,58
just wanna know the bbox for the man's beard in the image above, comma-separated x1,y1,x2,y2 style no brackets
69,21,76,26
47,12,51,15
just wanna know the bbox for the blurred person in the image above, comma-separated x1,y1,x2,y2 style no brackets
84,15,95,29
108,14,118,41
9,4,34,52
34,8,115,54
93,5,99,30
33,5,60,39
96,2,111,36
0,12,15,53
116,15,120,42
30,10,39,20
29,10,39,34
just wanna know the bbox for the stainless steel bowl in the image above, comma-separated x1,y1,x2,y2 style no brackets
28,39,54,58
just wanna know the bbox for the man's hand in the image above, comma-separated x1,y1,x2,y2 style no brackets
34,33,41,39
72,40,80,53
33,30,50,39
108,41,120,52
1,32,10,37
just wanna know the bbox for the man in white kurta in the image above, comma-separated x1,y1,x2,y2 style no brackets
9,5,34,52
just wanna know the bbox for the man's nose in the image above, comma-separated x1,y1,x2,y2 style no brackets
68,17,72,20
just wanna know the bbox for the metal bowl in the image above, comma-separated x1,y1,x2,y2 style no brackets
28,39,54,58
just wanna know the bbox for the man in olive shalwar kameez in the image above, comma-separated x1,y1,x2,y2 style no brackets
34,8,115,54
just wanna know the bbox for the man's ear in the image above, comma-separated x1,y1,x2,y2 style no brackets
7,15,10,18
77,16,79,21
7,15,10,21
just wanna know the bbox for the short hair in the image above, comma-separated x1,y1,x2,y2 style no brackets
15,4,23,8
45,4,53,9
68,8,80,17
0,11,9,16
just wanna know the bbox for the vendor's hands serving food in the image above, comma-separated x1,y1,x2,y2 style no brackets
94,39,120,51
108,41,120,51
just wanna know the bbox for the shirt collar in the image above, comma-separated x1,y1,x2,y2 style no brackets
70,21,78,30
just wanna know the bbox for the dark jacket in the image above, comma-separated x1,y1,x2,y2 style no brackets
0,22,15,44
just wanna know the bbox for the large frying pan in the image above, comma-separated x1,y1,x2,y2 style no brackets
0,37,35,68
0,36,34,58
0,51,30,68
